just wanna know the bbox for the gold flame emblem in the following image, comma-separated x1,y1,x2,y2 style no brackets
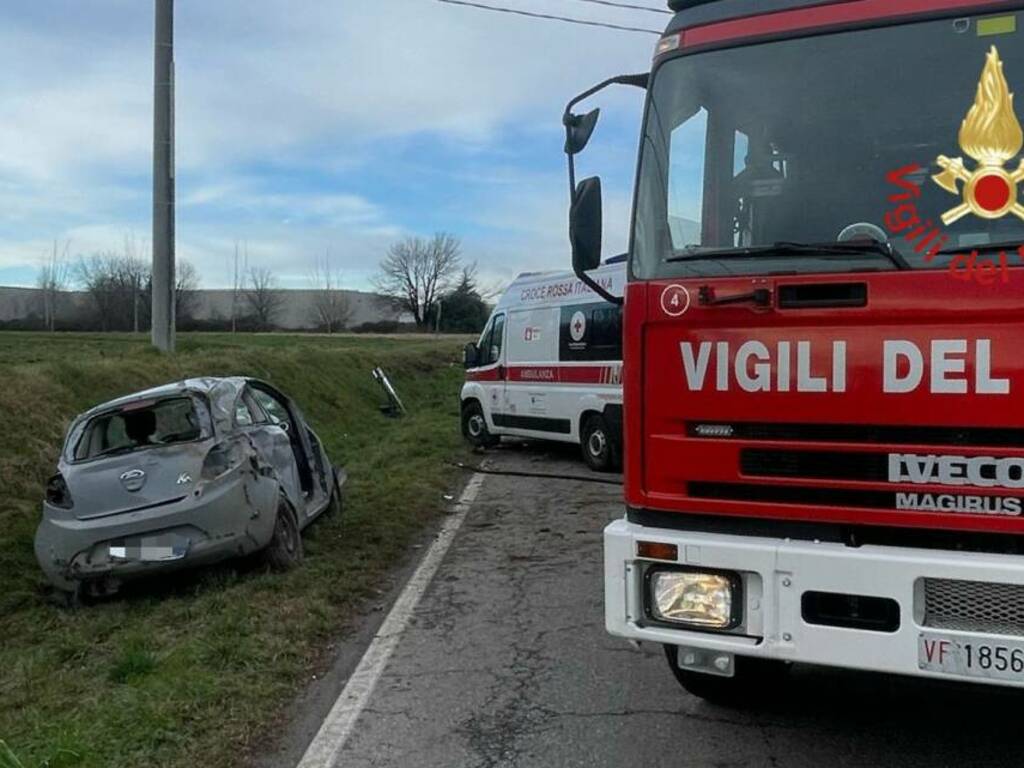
933,46,1024,224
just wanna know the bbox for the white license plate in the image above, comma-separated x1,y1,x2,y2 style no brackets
919,632,1024,682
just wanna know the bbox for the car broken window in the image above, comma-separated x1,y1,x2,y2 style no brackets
74,397,207,461
234,397,257,427
251,388,290,426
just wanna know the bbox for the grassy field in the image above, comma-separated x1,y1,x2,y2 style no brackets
0,331,472,768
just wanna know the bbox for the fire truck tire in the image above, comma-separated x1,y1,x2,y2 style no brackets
462,401,499,448
581,413,619,472
663,645,790,706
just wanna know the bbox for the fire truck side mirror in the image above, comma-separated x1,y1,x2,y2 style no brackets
571,176,603,273
564,108,600,155
463,342,480,369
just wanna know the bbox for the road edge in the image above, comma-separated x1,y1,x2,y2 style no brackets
295,471,487,768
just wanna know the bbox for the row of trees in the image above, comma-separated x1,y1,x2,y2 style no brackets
32,240,353,333
222,245,352,332
76,253,201,332
33,240,201,333
27,232,494,334
36,240,205,333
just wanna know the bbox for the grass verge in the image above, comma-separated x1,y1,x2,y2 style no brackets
0,332,470,767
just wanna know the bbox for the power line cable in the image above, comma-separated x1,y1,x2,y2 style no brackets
435,0,662,34
563,0,671,15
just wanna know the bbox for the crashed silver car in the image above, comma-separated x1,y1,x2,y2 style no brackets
35,377,345,596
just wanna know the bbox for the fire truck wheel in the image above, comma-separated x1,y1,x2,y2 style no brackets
663,645,790,706
581,414,619,472
462,401,499,448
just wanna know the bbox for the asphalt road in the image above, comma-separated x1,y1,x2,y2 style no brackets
294,443,1024,768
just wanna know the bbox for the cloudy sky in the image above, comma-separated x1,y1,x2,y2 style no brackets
0,0,662,291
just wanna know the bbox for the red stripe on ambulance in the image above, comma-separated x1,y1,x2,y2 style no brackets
506,364,621,385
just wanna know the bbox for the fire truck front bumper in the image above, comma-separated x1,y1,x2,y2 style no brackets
605,517,1024,687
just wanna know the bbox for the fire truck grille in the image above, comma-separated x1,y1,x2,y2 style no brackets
689,482,891,509
741,450,887,481
922,578,1024,636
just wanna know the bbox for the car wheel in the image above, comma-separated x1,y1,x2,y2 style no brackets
462,401,498,448
663,645,790,706
263,494,304,571
581,414,618,472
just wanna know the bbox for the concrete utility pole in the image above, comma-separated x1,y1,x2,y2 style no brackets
152,0,176,352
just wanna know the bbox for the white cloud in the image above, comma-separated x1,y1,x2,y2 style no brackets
0,0,657,288
461,175,635,293
169,0,652,168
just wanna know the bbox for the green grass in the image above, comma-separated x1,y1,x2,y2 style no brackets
0,331,472,767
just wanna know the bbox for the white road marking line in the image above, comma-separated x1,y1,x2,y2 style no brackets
295,472,487,768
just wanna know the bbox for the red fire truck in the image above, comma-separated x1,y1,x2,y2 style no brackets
563,0,1024,700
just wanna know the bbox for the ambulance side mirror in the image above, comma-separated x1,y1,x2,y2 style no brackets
570,176,603,273
463,342,480,369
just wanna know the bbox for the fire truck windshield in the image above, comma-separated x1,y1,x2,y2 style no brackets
632,14,1024,280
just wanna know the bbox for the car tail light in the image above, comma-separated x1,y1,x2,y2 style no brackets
46,473,74,509
201,441,244,481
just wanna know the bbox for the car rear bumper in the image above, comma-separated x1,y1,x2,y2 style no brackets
605,517,1024,687
35,473,278,591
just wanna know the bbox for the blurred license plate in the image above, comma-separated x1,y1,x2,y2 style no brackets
919,632,1024,682
109,535,189,562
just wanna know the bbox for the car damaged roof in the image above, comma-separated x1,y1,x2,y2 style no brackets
79,376,240,414
74,376,251,434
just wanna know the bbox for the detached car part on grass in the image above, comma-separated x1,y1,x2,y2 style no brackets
372,366,406,417
35,377,346,596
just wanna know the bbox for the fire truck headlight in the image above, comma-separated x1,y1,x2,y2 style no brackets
649,570,738,629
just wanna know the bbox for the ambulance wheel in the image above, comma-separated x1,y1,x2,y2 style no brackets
581,414,618,472
664,645,790,706
462,401,498,448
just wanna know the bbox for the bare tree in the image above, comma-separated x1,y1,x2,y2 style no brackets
176,260,201,322
374,232,461,329
309,251,352,333
77,251,149,332
245,266,283,331
122,234,148,333
77,254,118,331
36,240,71,332
229,241,248,333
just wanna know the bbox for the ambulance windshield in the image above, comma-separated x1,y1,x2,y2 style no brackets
632,14,1024,279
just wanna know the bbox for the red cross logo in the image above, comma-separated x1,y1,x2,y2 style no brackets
569,311,587,342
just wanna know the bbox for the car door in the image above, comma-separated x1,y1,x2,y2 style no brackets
285,397,332,512
248,384,322,517
235,388,303,510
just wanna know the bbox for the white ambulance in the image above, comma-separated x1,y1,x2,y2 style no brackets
460,261,625,471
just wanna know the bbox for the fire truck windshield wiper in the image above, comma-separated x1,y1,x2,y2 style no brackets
666,240,911,270
935,239,1024,255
